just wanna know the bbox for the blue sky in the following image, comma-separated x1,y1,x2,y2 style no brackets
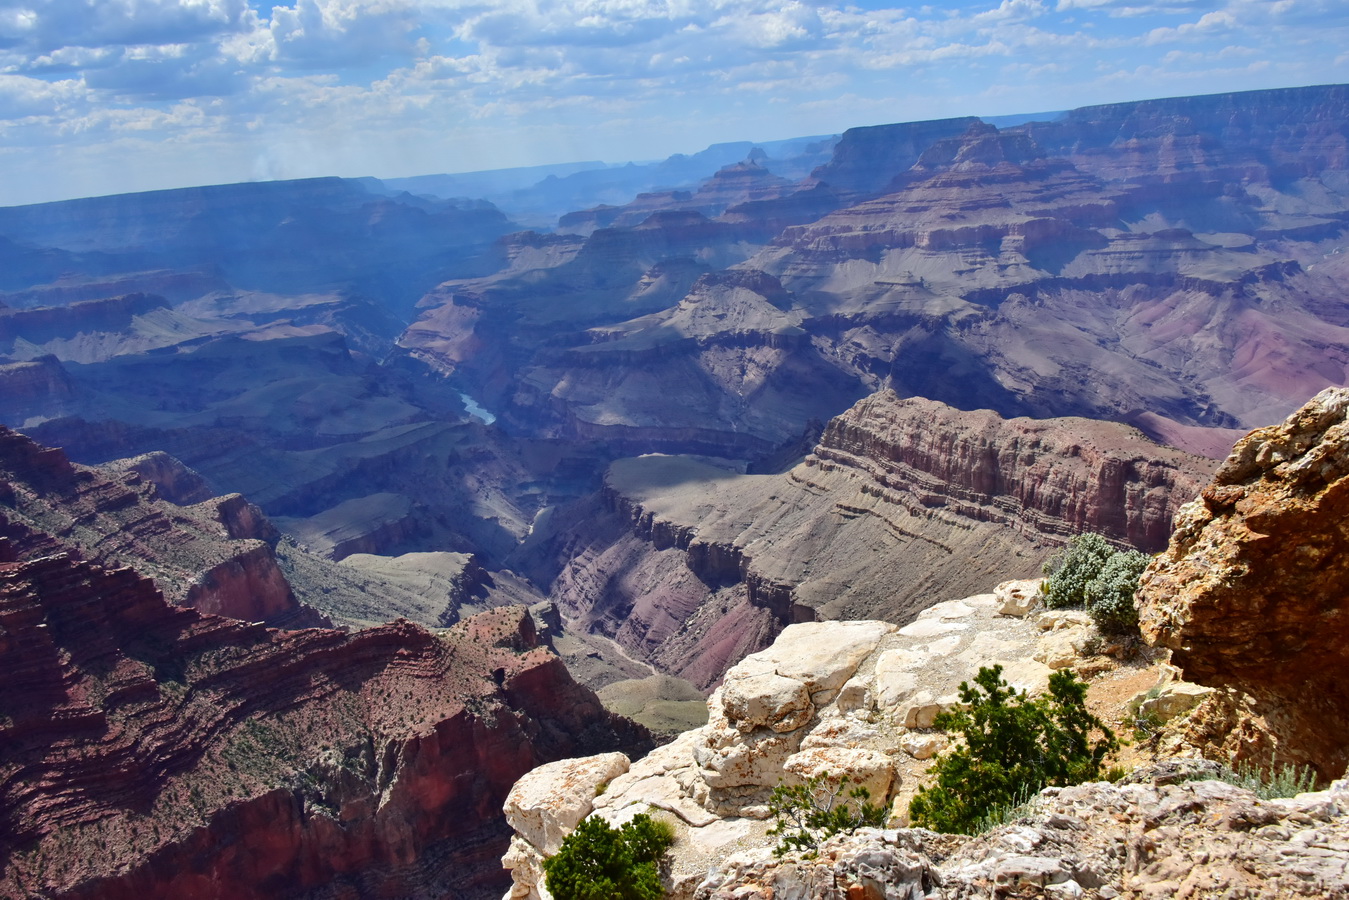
0,0,1346,206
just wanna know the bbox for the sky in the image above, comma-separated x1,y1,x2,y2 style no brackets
0,0,1347,207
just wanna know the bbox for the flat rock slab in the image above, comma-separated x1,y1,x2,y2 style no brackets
737,620,895,702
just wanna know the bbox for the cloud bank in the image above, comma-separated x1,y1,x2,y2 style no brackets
0,0,1345,204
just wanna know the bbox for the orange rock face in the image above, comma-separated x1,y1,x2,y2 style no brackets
1138,387,1349,778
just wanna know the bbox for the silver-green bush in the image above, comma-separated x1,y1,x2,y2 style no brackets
1042,533,1115,609
1084,549,1149,635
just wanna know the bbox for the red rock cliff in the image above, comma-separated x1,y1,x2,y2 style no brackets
0,552,647,899
815,390,1212,552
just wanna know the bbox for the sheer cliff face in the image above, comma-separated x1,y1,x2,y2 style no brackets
523,390,1213,690
1139,387,1349,779
0,551,647,900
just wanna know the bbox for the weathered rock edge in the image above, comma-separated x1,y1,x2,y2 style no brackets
0,549,648,899
1138,386,1349,779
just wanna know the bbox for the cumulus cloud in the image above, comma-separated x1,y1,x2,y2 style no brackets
0,0,1346,204
5,0,253,53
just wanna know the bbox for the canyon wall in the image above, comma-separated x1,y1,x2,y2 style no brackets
0,550,647,899
523,390,1213,689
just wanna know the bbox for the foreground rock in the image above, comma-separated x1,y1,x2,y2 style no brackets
500,592,1129,900
0,551,647,899
696,774,1349,899
1138,387,1349,779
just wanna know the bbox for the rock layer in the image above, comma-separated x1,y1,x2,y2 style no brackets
525,390,1212,689
0,425,309,625
0,551,647,899
1138,386,1349,778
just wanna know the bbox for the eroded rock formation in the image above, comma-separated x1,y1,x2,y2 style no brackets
1138,386,1349,778
0,551,647,899
500,591,1128,899
694,774,1349,899
0,426,311,625
524,390,1212,689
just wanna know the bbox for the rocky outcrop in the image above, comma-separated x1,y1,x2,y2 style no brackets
503,586,1349,900
500,592,1126,900
1138,387,1349,779
100,451,215,505
695,773,1349,899
0,425,307,625
0,552,648,899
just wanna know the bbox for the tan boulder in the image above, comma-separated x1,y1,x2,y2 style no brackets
720,671,813,734
1133,681,1215,723
693,724,800,790
901,733,947,760
502,752,630,856
996,578,1044,617
782,747,896,804
736,620,895,704
1033,625,1093,670
901,691,962,729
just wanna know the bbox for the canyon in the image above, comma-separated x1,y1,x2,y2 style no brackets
499,391,1349,900
2,83,1349,897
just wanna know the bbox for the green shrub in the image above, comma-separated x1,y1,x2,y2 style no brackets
543,812,674,900
908,665,1118,835
1201,761,1318,800
767,772,886,857
1042,533,1115,609
1084,549,1149,635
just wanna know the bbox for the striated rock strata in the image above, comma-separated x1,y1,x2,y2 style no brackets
524,390,1212,689
0,552,648,899
0,425,310,626
1139,386,1349,779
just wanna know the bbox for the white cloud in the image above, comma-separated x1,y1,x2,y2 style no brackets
0,73,83,120
0,0,1346,205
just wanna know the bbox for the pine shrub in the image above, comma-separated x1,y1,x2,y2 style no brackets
766,772,886,857
908,665,1118,835
543,812,674,900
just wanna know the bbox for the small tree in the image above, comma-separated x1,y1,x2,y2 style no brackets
1042,533,1116,608
543,812,674,900
1084,549,1149,635
908,665,1117,835
767,772,886,857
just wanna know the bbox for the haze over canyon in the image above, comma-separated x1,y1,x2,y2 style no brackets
3,83,1349,898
